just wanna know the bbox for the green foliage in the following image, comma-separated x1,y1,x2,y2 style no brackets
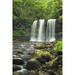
54,40,62,51
47,0,62,18
13,30,26,36
13,0,62,39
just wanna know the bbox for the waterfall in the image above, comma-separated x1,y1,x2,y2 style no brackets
46,19,56,43
37,19,45,42
30,20,38,42
51,19,56,42
30,19,56,43
46,19,52,43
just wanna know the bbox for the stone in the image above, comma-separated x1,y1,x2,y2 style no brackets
56,51,62,56
39,71,49,75
13,66,29,75
37,55,51,64
13,65,21,72
26,58,41,70
26,45,35,54
13,55,17,58
56,55,62,65
48,70,56,75
13,58,24,65
14,70,36,75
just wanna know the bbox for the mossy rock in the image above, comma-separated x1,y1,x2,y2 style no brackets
37,55,51,64
26,58,41,70
31,50,53,64
32,50,53,59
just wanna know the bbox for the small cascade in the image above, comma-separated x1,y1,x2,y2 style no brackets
51,19,56,42
46,19,56,43
30,20,38,42
37,19,45,42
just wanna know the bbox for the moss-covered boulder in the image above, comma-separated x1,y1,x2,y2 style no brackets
32,50,53,64
33,50,53,58
26,58,41,70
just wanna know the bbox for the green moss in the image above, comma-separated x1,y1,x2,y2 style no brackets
32,50,53,59
54,40,62,51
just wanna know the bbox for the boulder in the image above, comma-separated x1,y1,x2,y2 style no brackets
48,70,56,75
39,71,49,75
56,55,62,65
53,51,62,57
26,58,41,70
37,55,51,64
56,51,62,56
13,58,24,65
13,65,21,72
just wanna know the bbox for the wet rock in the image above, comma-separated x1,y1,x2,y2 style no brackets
13,58,24,65
56,55,62,65
52,55,62,70
39,71,49,75
17,51,23,54
37,55,51,64
15,50,24,55
26,45,35,54
54,51,62,56
13,70,26,75
26,58,41,70
13,51,23,58
14,70,36,75
13,55,17,58
28,71,37,75
48,70,56,75
13,65,21,72
13,66,29,75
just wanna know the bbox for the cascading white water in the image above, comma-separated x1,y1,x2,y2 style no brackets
46,19,56,43
46,19,52,43
30,20,37,42
51,19,56,42
30,19,56,43
37,19,45,42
